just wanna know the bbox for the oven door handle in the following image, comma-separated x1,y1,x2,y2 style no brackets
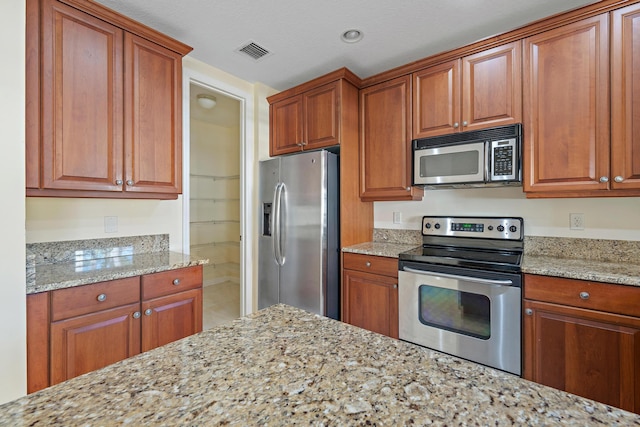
402,267,513,286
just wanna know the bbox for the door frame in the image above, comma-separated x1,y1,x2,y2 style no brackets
182,63,255,316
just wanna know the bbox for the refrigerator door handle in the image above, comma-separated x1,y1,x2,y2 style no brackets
279,183,287,265
273,182,285,266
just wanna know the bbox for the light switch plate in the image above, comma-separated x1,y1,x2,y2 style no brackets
393,212,402,224
104,216,118,233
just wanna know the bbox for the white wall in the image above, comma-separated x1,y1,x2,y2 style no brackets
26,198,184,249
375,186,640,240
1,0,27,404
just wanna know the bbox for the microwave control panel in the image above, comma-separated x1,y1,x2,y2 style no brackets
489,138,518,181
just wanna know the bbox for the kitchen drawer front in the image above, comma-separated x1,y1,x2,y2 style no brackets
343,253,398,277
524,274,640,318
141,265,203,300
51,276,141,322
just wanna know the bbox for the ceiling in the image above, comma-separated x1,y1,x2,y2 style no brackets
95,0,598,91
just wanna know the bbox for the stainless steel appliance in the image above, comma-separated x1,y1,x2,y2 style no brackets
398,216,523,375
258,150,339,319
412,124,522,188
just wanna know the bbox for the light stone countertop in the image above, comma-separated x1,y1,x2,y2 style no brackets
2,304,639,425
26,251,209,295
342,241,418,258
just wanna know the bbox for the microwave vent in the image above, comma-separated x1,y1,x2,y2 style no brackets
413,124,522,149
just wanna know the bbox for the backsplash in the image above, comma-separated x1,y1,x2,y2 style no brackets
373,228,640,264
27,234,170,266
524,236,640,263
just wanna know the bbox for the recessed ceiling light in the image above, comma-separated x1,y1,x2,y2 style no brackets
341,29,363,43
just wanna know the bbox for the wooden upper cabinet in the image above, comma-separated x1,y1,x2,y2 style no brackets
523,14,610,193
124,33,182,194
40,0,124,192
270,81,340,156
270,95,304,156
27,0,192,198
360,75,422,201
462,42,522,132
413,41,521,139
611,3,640,191
304,81,340,151
413,60,460,138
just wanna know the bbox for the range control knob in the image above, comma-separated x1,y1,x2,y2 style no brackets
509,225,517,233
425,223,432,229
487,226,494,231
434,223,441,230
497,225,505,232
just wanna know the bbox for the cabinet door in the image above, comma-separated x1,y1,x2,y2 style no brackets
303,81,340,151
124,33,182,194
50,303,141,385
413,60,460,138
141,288,203,352
523,299,640,413
523,14,610,193
611,4,640,190
270,95,304,156
41,0,123,192
360,76,422,201
343,269,398,339
462,42,522,132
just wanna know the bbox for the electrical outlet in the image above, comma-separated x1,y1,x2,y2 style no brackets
569,213,584,230
393,212,402,224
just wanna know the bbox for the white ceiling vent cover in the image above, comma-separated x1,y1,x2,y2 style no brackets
235,41,272,61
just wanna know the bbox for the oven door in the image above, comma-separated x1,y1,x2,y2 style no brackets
398,263,521,375
413,141,485,186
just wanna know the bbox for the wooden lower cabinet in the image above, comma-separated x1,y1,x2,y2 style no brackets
141,288,202,352
342,253,398,338
50,303,141,385
27,265,203,392
523,274,640,413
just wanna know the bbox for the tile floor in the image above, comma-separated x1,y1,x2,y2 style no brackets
202,281,241,330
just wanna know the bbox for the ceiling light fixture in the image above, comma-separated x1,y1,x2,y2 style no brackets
197,94,217,109
341,29,363,43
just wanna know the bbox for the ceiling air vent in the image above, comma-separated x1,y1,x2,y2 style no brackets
236,41,272,61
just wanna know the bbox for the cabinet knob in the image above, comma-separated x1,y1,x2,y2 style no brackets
406,187,411,191
453,122,459,129
393,284,397,289
579,291,590,300
126,179,134,186
173,278,181,285
133,311,141,319
144,308,153,316
301,141,308,146
462,121,468,127
599,176,609,183
115,179,123,185
365,262,371,267
614,176,624,183
524,308,533,316
97,293,107,302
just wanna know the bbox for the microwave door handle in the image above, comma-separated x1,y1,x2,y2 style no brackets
402,267,513,286
484,141,490,182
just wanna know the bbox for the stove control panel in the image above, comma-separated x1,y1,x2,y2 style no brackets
422,216,523,240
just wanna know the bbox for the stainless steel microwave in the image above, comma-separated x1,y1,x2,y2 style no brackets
412,124,522,188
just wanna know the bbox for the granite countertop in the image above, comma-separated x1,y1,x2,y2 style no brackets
342,241,418,258
26,251,209,295
1,304,638,425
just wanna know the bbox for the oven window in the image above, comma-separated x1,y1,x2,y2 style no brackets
420,151,479,177
418,285,491,340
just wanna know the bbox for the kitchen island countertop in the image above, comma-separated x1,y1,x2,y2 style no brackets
2,304,639,425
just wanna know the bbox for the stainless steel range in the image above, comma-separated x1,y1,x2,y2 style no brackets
398,216,523,375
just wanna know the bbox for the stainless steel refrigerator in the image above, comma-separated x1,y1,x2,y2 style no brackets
258,150,339,319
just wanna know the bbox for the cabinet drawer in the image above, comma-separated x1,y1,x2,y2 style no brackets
524,274,640,318
51,276,140,322
141,265,203,300
343,253,398,277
